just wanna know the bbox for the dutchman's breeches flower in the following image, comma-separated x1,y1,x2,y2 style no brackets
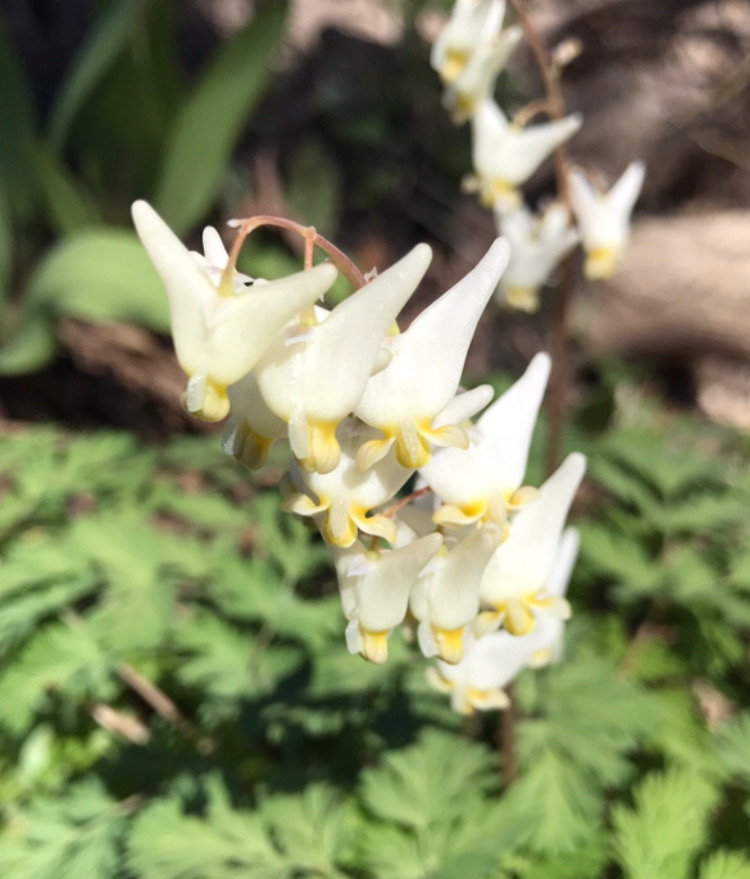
525,528,579,668
467,99,582,209
427,617,563,714
331,534,443,664
441,0,522,124
223,372,288,470
254,245,432,474
353,238,510,470
494,203,579,312
281,422,411,548
430,0,508,85
477,452,586,636
131,201,336,421
410,524,502,663
568,161,645,280
420,352,551,532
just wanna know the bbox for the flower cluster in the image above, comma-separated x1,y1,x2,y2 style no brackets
431,0,645,310
133,197,585,715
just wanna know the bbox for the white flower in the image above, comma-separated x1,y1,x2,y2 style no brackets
494,203,579,312
131,200,336,421
467,99,582,209
331,533,443,664
477,452,585,636
190,226,263,293
353,238,510,470
426,619,560,714
254,245,431,474
568,161,645,280
420,352,551,531
222,372,288,470
443,15,522,123
431,0,508,85
525,528,579,669
410,524,502,663
281,422,411,548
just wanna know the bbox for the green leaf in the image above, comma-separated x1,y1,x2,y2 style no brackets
359,729,496,834
0,16,38,222
0,314,57,375
715,712,750,789
611,768,720,879
0,229,172,372
154,3,288,233
176,612,303,701
0,781,125,879
261,784,355,877
48,0,153,148
579,522,661,598
0,623,113,734
31,141,101,234
25,228,169,328
699,851,750,879
285,139,342,239
502,746,601,854
127,777,283,879
0,186,11,299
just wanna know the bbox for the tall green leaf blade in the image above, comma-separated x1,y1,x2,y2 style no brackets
48,0,153,148
0,15,38,222
32,141,101,234
154,3,288,233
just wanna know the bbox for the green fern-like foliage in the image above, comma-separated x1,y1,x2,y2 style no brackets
1,403,750,878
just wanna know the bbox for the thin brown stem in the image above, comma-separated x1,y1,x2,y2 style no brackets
117,662,197,739
89,703,150,744
380,486,432,519
512,97,552,128
226,216,367,290
506,0,576,475
500,683,517,786
303,226,316,270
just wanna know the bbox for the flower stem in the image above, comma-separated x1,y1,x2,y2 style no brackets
225,215,368,290
506,0,576,476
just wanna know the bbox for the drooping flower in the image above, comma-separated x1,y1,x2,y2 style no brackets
353,238,510,470
494,203,579,312
443,15,522,123
131,200,336,421
525,527,579,668
223,372,288,470
426,618,560,714
420,352,550,532
466,99,582,209
477,452,585,636
331,533,443,664
431,0,508,85
410,524,502,663
281,421,411,548
568,160,645,280
254,245,431,474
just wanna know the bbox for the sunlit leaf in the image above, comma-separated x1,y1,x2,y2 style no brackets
154,3,288,233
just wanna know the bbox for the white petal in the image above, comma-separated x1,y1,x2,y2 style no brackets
609,160,646,216
476,351,551,488
202,226,229,268
545,527,580,599
481,452,586,603
355,238,509,425
356,533,443,631
433,384,493,428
